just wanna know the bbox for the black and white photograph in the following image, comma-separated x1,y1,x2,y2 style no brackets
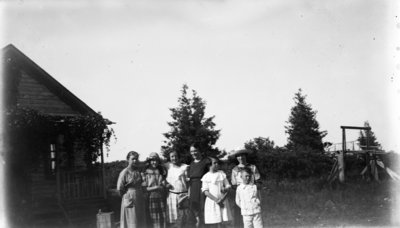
1,0,399,227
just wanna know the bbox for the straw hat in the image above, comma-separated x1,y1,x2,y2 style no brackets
228,149,251,158
146,152,161,162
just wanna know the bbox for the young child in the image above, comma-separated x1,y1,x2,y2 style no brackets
201,156,232,227
143,152,167,228
235,167,263,228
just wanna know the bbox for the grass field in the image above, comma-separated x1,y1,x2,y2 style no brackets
259,178,397,227
108,178,399,227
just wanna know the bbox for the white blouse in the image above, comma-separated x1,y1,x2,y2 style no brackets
166,163,188,193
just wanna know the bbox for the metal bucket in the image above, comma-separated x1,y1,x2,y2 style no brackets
97,211,114,228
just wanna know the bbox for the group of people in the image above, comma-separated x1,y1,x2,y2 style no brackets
116,146,264,228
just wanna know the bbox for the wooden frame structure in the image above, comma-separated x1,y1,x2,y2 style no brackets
338,126,371,182
327,125,399,183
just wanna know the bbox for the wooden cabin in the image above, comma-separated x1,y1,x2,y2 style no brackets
2,44,112,227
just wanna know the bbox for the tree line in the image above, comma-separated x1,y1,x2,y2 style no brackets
159,84,385,180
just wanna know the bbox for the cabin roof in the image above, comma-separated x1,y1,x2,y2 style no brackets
2,44,98,117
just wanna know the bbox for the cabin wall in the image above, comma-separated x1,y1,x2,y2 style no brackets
73,140,88,170
30,156,58,202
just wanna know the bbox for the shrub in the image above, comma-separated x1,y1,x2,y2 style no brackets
104,160,127,189
228,148,334,181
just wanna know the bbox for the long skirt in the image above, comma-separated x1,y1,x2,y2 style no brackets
189,179,204,217
148,191,167,228
167,192,179,223
120,188,145,228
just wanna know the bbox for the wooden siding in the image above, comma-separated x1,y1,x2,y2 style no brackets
17,71,80,116
73,141,88,169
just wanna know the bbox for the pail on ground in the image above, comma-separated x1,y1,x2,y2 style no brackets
97,210,114,228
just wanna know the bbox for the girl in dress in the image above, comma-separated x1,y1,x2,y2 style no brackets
201,156,232,228
117,151,145,228
143,152,167,228
165,151,189,227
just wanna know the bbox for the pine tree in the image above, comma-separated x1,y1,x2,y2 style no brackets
285,89,327,152
161,84,220,163
357,121,381,150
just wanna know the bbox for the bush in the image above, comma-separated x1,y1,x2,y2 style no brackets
228,148,334,181
104,160,127,189
260,150,333,180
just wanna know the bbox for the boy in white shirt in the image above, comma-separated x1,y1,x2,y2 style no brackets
235,167,264,228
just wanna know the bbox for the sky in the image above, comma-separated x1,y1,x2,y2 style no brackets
1,0,400,162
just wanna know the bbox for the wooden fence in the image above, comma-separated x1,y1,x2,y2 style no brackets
59,169,103,200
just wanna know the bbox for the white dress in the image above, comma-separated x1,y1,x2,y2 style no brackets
166,163,188,223
201,170,232,224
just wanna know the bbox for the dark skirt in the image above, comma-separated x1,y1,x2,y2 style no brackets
189,179,204,216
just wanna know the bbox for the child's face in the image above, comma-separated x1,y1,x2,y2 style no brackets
210,158,219,172
170,152,178,164
241,171,251,184
150,159,158,168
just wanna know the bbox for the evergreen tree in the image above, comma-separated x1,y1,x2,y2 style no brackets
161,84,220,163
357,121,381,150
285,89,327,152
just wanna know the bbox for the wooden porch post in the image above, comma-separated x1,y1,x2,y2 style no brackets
100,141,107,199
339,128,346,183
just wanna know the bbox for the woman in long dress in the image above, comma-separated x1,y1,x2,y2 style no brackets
165,151,189,226
117,151,145,228
188,146,211,227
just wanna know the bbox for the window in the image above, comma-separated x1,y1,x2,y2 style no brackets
49,143,56,175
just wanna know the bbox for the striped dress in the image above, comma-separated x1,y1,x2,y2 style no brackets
143,167,167,228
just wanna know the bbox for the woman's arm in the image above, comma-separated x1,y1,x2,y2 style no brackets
231,168,238,189
235,188,241,207
201,174,218,202
141,172,147,187
217,192,228,204
147,172,165,191
147,185,163,191
218,176,231,203
222,175,232,193
116,170,126,196
252,165,261,182
164,180,173,190
204,190,219,202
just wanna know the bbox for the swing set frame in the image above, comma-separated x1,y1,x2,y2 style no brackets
327,125,396,183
